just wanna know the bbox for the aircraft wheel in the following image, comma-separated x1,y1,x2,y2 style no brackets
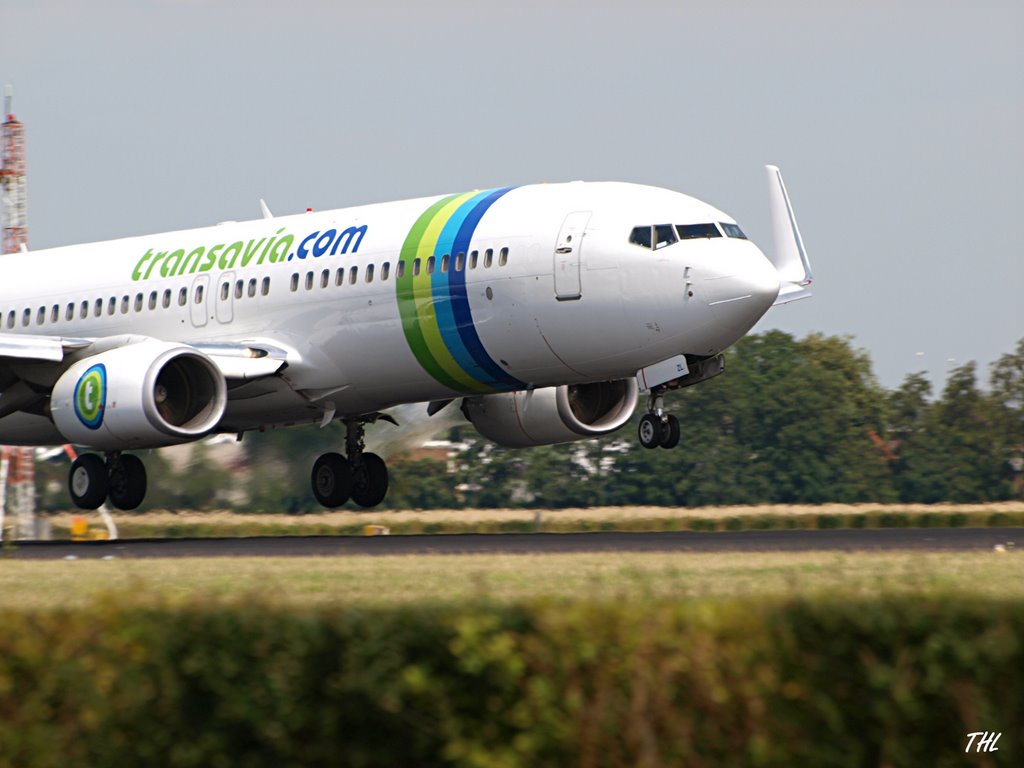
311,452,353,508
660,415,680,449
351,452,389,508
69,454,109,510
108,454,148,511
638,414,663,449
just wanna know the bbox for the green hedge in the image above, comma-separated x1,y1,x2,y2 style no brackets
0,596,1020,767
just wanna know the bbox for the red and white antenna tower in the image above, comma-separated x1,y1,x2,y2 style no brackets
2,85,27,253
0,85,36,540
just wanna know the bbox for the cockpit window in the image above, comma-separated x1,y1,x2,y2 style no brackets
653,225,677,249
633,223,731,249
629,226,653,248
631,222,737,249
630,225,679,250
676,223,721,240
720,223,747,239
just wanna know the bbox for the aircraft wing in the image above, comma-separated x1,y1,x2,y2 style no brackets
0,333,93,363
0,331,292,428
0,332,289,386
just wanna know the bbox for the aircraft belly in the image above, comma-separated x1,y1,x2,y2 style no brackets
0,412,67,446
220,387,323,431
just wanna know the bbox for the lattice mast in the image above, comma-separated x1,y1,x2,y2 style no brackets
0,86,35,540
1,86,27,253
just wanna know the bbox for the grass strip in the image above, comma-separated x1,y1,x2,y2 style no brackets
2,551,1023,611
32,502,1024,540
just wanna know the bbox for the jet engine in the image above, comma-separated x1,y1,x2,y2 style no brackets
462,379,639,448
51,340,227,450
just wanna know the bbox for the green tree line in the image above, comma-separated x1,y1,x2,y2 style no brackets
38,333,1022,512
449,333,1024,509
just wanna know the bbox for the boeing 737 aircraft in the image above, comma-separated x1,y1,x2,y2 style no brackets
0,166,811,511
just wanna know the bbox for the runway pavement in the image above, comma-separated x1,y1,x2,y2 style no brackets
6,527,1021,559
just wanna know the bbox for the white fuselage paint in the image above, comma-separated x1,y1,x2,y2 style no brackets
0,181,780,443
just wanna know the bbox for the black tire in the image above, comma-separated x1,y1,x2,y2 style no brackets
311,452,353,508
69,454,108,510
351,452,389,508
108,454,148,511
660,415,680,449
638,413,663,449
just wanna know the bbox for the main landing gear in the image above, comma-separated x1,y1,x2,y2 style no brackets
638,389,680,450
69,452,148,511
311,418,390,509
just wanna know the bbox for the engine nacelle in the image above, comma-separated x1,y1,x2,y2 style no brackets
462,379,639,448
51,340,227,450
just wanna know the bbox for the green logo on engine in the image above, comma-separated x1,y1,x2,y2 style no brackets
74,364,106,430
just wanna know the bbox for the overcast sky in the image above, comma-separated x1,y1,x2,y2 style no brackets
1,0,1020,392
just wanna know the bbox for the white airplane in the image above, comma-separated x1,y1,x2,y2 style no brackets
0,166,811,511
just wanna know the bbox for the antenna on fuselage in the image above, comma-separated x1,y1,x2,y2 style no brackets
259,199,274,219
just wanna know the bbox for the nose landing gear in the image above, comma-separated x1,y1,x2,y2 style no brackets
638,390,681,450
310,417,390,509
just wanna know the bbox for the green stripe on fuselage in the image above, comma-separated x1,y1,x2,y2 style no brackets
396,194,490,393
412,192,488,392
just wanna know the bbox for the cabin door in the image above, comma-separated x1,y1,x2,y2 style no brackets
553,211,591,301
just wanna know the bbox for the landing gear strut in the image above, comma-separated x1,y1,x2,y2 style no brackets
638,389,681,450
311,418,390,509
69,452,148,511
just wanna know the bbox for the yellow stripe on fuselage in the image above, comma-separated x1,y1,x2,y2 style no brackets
412,192,488,392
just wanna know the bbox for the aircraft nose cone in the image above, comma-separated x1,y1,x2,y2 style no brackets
704,247,780,310
702,245,780,338
739,249,782,310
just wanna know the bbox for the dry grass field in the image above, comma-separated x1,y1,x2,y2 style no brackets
2,549,1022,611
35,501,1024,539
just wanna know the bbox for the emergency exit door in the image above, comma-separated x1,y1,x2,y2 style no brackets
190,275,210,328
216,271,235,324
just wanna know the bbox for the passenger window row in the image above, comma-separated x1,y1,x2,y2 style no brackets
2,276,272,330
289,247,511,292
220,276,273,302
629,223,747,250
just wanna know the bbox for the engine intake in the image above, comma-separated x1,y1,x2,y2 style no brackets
51,340,227,450
462,379,639,448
